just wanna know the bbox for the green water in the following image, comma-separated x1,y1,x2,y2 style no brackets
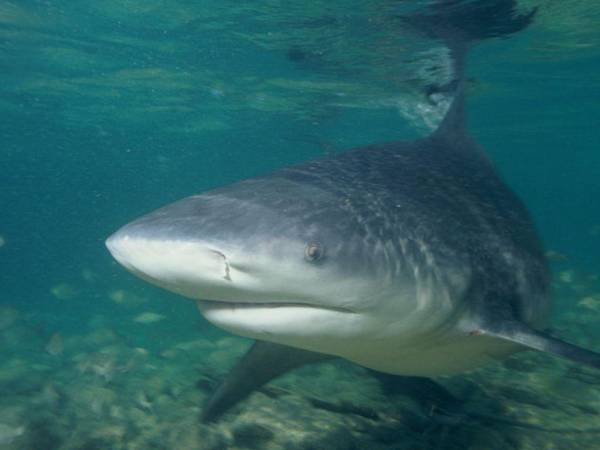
1,1,600,449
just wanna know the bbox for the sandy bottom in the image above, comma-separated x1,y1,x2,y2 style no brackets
1,268,599,450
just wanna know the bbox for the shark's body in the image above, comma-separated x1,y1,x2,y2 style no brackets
106,0,599,422
113,129,548,376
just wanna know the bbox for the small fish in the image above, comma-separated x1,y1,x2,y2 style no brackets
133,312,166,324
0,423,25,445
579,295,600,312
545,250,569,262
81,268,98,283
45,332,64,356
109,289,147,307
0,306,19,331
50,283,79,300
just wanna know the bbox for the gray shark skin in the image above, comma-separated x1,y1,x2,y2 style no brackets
106,0,600,423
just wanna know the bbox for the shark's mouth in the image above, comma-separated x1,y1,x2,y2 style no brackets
195,298,361,347
196,299,354,314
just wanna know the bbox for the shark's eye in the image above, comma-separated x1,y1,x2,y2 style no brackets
304,242,325,262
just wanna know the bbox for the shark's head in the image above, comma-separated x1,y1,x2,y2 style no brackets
106,171,460,359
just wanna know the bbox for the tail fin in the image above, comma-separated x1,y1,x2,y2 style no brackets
400,0,537,139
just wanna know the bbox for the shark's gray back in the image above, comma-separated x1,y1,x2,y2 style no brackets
245,132,550,329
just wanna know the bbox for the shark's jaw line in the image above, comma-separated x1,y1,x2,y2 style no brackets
196,299,355,314
195,299,368,360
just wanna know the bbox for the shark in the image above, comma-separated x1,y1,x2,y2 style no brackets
106,0,600,422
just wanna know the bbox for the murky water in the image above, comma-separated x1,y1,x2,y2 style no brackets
1,1,600,449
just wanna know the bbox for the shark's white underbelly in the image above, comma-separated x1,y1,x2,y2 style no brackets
339,332,520,376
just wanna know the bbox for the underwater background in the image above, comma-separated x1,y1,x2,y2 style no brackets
1,1,600,448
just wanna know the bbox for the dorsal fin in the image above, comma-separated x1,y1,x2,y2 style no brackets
400,0,537,140
482,321,600,369
432,41,468,141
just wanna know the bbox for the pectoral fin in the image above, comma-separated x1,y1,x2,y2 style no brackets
482,321,600,369
201,340,332,422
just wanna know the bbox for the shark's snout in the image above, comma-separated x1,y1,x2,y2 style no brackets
106,227,233,298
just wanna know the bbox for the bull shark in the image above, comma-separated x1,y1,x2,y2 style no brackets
106,0,600,422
